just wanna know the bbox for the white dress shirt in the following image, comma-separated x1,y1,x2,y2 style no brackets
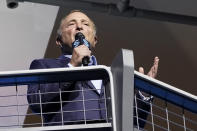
66,55,102,94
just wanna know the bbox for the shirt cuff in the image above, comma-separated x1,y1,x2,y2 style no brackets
138,91,154,101
68,63,74,67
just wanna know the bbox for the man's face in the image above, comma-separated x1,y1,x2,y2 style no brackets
60,12,97,48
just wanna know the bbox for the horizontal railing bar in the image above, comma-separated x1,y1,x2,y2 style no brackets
0,97,110,108
27,88,103,96
21,118,110,127
0,123,112,130
134,71,197,102
29,98,109,106
0,88,103,98
0,66,110,87
134,71,197,113
0,66,109,77
0,118,110,128
0,108,108,118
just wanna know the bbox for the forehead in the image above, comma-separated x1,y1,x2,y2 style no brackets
63,12,91,24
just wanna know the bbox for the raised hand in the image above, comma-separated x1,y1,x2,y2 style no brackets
139,56,159,78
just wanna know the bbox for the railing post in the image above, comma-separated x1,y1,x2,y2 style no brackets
111,49,134,131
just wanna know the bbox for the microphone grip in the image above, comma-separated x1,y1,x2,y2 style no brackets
82,56,90,66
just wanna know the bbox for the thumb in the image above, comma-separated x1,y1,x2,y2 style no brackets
139,67,144,74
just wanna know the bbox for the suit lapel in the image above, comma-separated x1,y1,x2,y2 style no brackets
57,55,105,96
84,81,100,95
57,55,70,67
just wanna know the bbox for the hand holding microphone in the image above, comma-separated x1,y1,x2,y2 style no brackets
70,32,91,66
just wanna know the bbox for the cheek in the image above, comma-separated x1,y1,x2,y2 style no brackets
88,31,96,43
65,28,73,36
88,37,96,48
85,29,94,39
62,29,74,43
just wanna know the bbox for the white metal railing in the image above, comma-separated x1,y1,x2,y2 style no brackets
0,49,196,131
0,49,134,131
0,66,115,131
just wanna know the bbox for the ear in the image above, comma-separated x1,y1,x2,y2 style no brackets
93,35,98,46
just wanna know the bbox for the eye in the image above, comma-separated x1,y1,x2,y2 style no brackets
83,23,89,26
81,19,89,26
68,22,75,26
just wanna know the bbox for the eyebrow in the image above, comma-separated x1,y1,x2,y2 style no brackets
67,19,75,23
67,19,90,24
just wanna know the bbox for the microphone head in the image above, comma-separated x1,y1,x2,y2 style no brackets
75,32,85,40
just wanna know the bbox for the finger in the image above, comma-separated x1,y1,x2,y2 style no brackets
148,57,159,78
76,46,91,60
139,67,144,74
153,56,159,71
147,66,154,77
153,56,159,76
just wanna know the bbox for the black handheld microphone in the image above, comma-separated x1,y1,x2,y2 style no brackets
74,32,90,66
75,32,85,44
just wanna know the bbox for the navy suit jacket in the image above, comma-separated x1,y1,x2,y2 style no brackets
27,55,150,128
27,55,107,125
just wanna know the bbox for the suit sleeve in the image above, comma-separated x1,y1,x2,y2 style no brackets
27,59,74,113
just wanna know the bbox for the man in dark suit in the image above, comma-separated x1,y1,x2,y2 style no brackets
27,10,159,128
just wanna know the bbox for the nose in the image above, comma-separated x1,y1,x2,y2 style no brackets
76,22,82,31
